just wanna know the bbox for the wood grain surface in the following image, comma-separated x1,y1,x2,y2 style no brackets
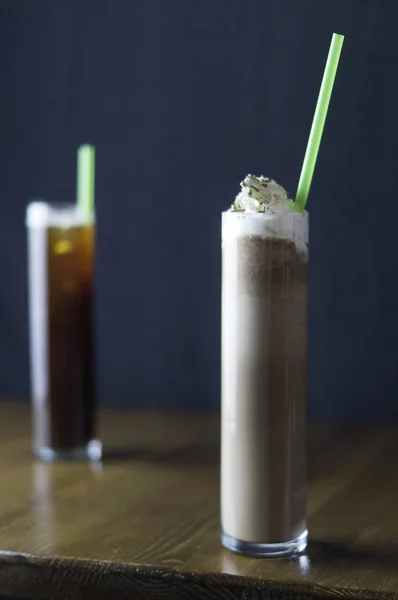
0,403,398,599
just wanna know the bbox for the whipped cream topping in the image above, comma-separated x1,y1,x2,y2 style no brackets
231,175,294,214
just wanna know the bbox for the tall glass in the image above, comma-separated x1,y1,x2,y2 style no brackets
221,210,308,557
27,201,101,461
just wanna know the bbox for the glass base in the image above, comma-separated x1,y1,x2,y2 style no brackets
222,529,308,558
34,439,102,462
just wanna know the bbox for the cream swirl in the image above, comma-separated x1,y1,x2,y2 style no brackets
232,175,294,214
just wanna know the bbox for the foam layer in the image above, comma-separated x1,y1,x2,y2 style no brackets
222,211,308,255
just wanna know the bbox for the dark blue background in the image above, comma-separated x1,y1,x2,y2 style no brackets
1,0,397,419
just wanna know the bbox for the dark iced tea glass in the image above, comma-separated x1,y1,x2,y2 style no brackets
27,201,101,461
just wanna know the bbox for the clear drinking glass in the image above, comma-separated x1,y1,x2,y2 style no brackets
27,201,101,461
221,210,308,557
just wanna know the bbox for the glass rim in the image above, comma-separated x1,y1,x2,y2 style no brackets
222,209,309,218
26,200,95,228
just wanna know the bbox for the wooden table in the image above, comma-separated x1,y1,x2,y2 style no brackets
0,403,398,599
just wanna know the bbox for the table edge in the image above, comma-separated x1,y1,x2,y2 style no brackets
0,551,392,600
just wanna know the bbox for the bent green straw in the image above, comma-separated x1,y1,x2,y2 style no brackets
76,144,96,220
294,33,344,212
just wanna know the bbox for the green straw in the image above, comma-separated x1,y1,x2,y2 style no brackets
76,144,96,220
294,33,344,212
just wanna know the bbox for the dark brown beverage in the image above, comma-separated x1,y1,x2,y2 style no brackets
221,211,308,557
27,202,101,461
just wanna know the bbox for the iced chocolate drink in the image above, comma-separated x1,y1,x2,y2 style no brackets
221,175,308,557
27,201,102,461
